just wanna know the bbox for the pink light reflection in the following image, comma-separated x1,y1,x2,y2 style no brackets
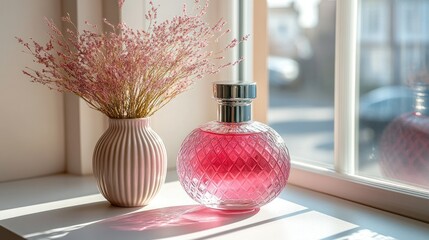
104,205,258,232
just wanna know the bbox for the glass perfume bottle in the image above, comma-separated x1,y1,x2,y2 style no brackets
379,83,429,187
177,82,291,210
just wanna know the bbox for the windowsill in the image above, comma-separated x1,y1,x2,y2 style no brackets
0,171,428,240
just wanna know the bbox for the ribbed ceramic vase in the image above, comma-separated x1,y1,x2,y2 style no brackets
93,118,167,207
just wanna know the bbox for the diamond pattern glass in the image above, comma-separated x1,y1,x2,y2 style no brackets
379,112,429,187
177,121,291,210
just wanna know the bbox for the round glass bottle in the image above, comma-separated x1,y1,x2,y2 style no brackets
379,83,429,187
177,82,291,210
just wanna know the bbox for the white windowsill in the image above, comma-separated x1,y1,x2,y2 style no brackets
0,171,428,240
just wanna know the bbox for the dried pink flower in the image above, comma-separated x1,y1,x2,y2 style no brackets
118,0,125,9
17,0,246,119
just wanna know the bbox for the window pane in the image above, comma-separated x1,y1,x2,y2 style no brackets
267,0,336,167
357,0,429,191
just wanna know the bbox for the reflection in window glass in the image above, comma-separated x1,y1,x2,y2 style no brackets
357,0,429,190
267,0,336,166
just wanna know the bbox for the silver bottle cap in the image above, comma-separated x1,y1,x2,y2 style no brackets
414,83,429,116
213,82,256,123
213,82,257,100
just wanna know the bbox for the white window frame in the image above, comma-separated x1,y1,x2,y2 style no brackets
252,0,429,222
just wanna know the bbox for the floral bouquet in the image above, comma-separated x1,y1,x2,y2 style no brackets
17,0,247,119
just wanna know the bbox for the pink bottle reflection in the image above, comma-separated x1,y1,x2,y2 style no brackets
177,82,291,210
379,83,429,187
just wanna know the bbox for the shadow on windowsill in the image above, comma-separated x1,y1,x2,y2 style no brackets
7,201,258,240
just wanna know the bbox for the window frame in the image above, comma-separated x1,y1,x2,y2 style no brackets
255,0,429,222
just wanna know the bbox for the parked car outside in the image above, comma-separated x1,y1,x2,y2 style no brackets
359,85,414,140
268,56,300,87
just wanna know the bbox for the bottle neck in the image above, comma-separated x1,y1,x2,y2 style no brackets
217,100,253,123
414,84,429,116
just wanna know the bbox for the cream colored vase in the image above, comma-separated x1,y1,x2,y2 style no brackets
93,118,167,207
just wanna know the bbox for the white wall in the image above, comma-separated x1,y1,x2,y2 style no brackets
0,0,65,182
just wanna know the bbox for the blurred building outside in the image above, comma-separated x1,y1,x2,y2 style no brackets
267,0,429,182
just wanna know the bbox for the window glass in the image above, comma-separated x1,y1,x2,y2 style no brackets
267,0,336,167
357,0,429,191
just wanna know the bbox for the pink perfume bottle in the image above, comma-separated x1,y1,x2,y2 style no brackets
177,82,291,210
379,83,429,187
